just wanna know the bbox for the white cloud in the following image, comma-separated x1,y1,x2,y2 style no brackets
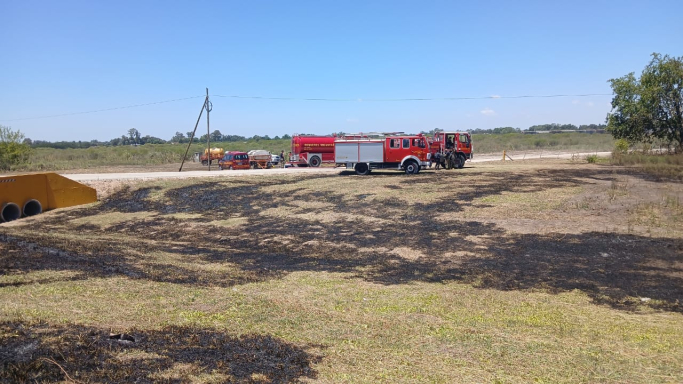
491,95,501,99
480,108,496,115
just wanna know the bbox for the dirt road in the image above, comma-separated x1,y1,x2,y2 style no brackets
62,166,337,181
57,151,611,181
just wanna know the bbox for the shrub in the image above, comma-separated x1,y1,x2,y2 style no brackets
614,139,629,154
586,155,599,163
0,125,32,171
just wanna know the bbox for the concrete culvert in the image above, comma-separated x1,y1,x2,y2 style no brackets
1,202,21,222
23,199,43,217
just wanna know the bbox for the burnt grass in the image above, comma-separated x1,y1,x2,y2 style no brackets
0,321,321,383
1,166,682,381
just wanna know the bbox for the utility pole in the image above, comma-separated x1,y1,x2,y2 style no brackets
179,89,212,172
206,88,211,171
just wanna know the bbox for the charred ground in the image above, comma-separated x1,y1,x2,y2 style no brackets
1,159,682,383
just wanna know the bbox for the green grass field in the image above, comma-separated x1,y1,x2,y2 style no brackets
18,139,292,171
472,132,616,153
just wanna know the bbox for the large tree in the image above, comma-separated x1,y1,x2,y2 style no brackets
607,53,683,149
128,128,141,145
210,130,223,142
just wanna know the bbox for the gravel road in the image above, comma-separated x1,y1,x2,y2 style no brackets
1,151,611,182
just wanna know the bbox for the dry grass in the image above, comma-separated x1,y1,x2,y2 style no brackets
1,159,683,383
611,152,683,180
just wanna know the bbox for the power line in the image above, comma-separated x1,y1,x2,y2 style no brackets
1,95,206,122
212,93,612,101
0,92,612,122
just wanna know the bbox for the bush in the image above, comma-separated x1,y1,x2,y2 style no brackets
614,139,629,154
0,125,31,171
586,155,599,163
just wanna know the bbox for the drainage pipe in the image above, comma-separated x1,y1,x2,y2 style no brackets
1,202,21,222
23,199,43,217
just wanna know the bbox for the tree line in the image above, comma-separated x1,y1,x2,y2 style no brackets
467,124,607,135
23,130,293,150
16,121,613,150
19,124,609,150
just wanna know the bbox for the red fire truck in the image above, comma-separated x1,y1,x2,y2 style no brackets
289,135,336,167
335,134,430,175
429,132,473,169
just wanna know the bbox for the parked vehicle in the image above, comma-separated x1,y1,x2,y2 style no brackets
248,150,273,169
290,135,336,167
200,147,225,165
428,132,473,169
335,134,430,175
218,151,250,170
270,154,280,165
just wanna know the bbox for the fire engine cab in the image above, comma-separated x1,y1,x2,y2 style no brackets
429,131,473,169
335,134,430,175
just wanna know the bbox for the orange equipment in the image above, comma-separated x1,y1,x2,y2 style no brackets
0,173,97,222
200,147,225,165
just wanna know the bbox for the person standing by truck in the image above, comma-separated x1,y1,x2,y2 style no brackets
279,150,285,167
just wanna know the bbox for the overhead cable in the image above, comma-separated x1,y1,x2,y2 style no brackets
212,93,612,101
1,95,206,122
1,92,612,122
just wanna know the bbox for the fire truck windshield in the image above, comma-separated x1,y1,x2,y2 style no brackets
412,138,425,148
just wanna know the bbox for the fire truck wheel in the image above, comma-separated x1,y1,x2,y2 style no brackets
457,154,466,169
202,160,208,166
219,165,224,170
354,163,370,175
404,160,419,175
309,155,322,167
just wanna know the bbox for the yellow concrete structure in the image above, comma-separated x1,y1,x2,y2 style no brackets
0,173,97,222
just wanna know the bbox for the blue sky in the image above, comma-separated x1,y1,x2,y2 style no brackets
1,0,681,142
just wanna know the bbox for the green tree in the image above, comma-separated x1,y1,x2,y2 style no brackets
607,53,683,150
171,132,186,143
210,130,223,142
0,125,32,170
128,128,141,145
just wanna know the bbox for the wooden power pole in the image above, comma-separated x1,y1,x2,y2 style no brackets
179,89,212,172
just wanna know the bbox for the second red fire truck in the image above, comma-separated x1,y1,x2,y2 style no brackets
289,134,336,167
428,131,473,169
